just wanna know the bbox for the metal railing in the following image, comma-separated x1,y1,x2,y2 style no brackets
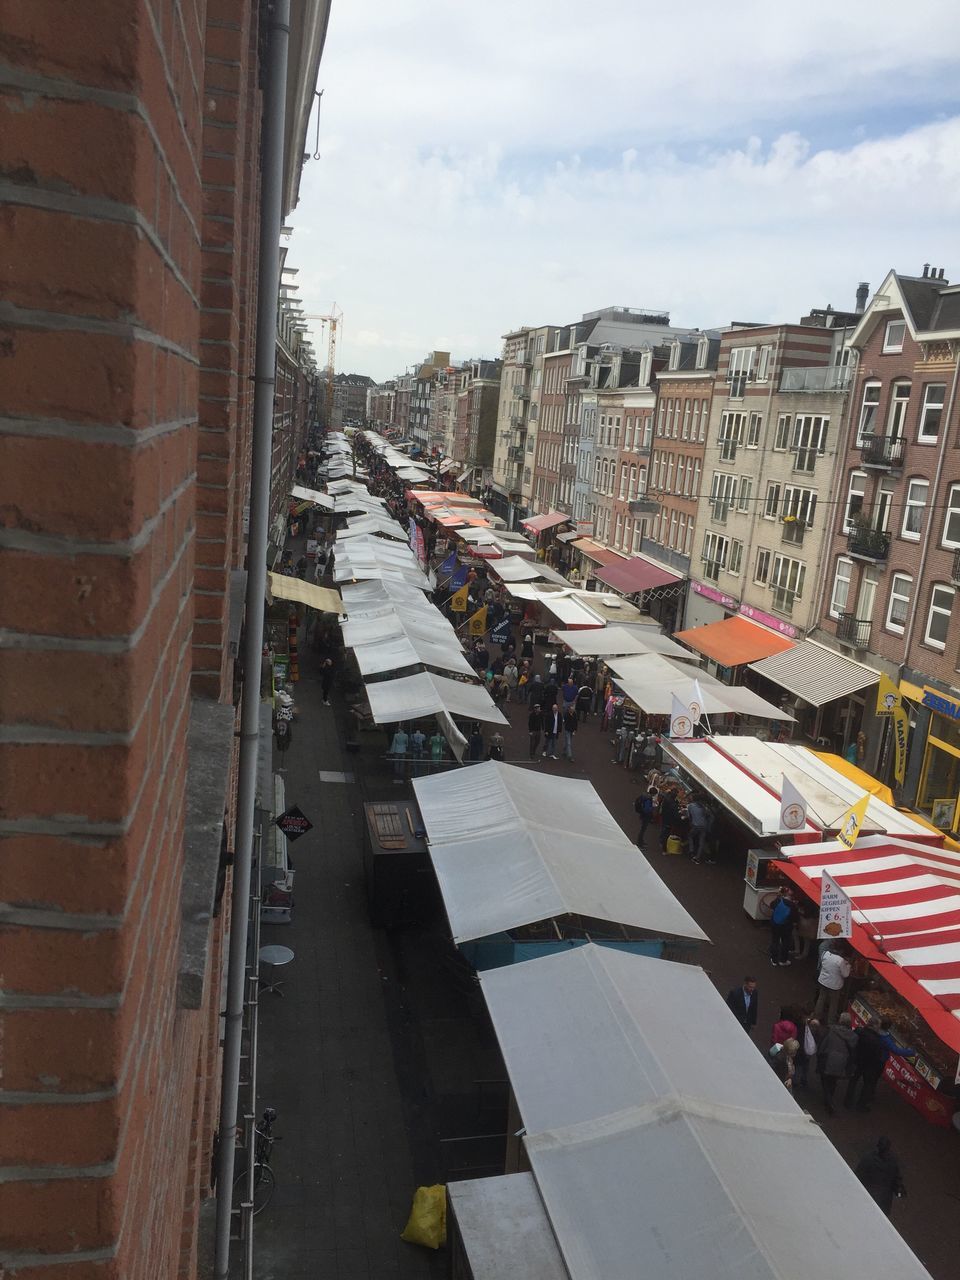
779,365,852,392
860,434,905,467
847,526,890,561
836,613,871,648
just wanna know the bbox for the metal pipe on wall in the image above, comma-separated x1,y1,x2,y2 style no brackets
213,2,291,1275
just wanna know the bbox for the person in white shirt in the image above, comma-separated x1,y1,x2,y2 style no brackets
814,943,852,1025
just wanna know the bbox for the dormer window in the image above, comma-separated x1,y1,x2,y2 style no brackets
639,352,652,385
669,340,681,371
696,336,709,369
883,319,906,353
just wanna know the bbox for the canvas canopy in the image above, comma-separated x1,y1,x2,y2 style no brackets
336,516,407,541
340,579,428,610
364,671,508,726
341,605,456,647
289,484,335,510
480,945,933,1280
351,632,476,678
604,653,787,720
412,762,707,943
267,573,343,615
553,625,695,662
492,557,567,584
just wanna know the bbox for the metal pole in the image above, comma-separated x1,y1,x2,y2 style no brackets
214,2,291,1274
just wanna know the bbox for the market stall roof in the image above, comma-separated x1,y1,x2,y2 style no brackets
491,557,568,584
570,538,623,567
748,637,879,706
604,654,789,723
778,836,960,1053
350,632,477,679
339,578,428,611
412,762,707,944
289,483,335,510
812,752,895,805
553,625,696,662
594,554,681,595
479,945,934,1280
555,529,581,544
267,572,343,616
446,1174,566,1280
336,516,407,541
364,671,508,726
521,511,570,534
332,561,432,590
675,615,795,666
505,585,606,629
341,606,457,648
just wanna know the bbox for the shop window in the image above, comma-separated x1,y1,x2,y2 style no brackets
942,484,960,550
830,557,852,618
885,574,912,635
917,383,946,443
901,478,928,541
924,583,954,650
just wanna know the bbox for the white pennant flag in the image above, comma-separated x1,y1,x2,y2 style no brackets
689,679,706,724
818,871,853,939
779,774,808,832
670,692,695,739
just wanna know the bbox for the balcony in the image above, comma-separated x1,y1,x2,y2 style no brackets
516,353,531,368
836,613,871,649
510,413,525,427
779,365,852,392
860,433,905,468
514,386,530,400
770,586,797,616
847,525,890,562
507,446,524,462
781,518,806,546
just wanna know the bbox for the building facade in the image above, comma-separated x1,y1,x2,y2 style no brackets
332,372,376,426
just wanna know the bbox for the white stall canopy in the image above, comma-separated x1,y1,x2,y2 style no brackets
340,579,429,611
267,573,343,616
365,671,507,726
351,633,477,679
289,484,335,509
412,762,707,943
604,653,788,720
341,606,456,648
480,946,933,1280
336,516,407,541
489,556,549,582
553,625,696,662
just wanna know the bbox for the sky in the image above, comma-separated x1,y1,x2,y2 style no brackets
287,0,960,382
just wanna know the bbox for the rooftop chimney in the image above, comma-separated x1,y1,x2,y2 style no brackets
855,282,869,313
922,263,930,278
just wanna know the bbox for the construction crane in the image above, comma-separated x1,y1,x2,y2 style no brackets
301,304,342,429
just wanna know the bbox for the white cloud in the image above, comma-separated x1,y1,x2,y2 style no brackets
287,0,960,379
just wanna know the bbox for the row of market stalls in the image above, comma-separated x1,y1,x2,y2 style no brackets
400,763,934,1279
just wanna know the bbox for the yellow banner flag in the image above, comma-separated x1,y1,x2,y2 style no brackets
467,606,488,636
450,585,469,613
836,793,870,850
876,673,901,717
891,706,909,785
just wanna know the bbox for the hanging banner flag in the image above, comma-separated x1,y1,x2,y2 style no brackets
779,774,808,832
892,705,909,785
450,585,469,613
489,615,511,646
688,679,706,724
876,673,901,717
413,523,426,569
835,793,870,850
451,565,468,590
669,692,694,739
439,551,457,576
818,870,853,939
467,606,488,637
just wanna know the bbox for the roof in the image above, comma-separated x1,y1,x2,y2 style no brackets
446,1175,567,1280
675,615,795,666
595,556,680,595
605,654,788,723
522,511,571,534
748,638,880,706
479,946,934,1280
571,538,623,566
412,762,708,944
364,671,508,726
553,625,696,662
267,572,343,616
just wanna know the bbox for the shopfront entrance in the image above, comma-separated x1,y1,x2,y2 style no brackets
916,688,960,831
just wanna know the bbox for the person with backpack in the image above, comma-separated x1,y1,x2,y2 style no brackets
634,788,655,847
769,887,797,967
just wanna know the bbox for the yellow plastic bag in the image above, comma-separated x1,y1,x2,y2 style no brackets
400,1184,447,1249
665,834,684,856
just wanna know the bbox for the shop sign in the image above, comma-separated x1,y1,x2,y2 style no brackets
738,603,798,638
691,581,738,609
817,871,852,939
922,686,960,721
273,656,289,686
275,805,313,841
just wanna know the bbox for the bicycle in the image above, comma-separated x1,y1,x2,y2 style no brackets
232,1107,280,1216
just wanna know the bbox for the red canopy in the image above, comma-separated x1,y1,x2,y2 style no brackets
595,556,680,595
521,511,570,534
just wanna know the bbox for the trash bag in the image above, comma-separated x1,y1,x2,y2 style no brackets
400,1184,446,1249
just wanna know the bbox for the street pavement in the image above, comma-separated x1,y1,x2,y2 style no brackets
247,587,959,1279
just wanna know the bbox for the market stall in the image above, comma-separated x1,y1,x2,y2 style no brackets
363,670,508,727
552,624,696,663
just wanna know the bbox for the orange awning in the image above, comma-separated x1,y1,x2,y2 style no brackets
674,615,794,666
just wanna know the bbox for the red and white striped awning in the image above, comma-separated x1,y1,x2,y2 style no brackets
781,835,960,1027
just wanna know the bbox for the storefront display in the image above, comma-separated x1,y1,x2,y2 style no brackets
849,992,956,1128
916,688,960,830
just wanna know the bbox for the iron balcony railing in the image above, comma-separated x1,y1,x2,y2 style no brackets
847,526,890,562
836,613,871,649
860,433,905,468
779,365,852,392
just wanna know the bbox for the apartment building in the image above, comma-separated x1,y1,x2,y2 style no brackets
368,379,397,430
688,309,859,636
589,349,657,549
407,350,451,448
332,372,376,426
535,340,575,513
447,359,503,484
810,267,960,820
489,325,559,524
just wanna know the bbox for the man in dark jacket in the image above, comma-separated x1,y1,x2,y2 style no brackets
542,703,562,759
768,887,797,967
726,977,758,1035
659,789,681,852
817,1012,858,1115
855,1137,905,1216
845,1017,888,1112
527,704,543,761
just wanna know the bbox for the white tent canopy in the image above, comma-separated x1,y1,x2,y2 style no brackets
604,653,787,720
365,671,508,726
289,484,335,509
553,625,696,662
340,579,428,611
412,762,708,943
481,946,933,1280
351,633,477,678
341,606,456,647
336,516,407,541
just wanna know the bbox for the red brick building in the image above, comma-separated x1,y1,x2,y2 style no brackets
532,343,574,513
0,3,328,1276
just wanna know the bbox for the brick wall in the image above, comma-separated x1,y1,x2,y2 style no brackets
0,3,260,1275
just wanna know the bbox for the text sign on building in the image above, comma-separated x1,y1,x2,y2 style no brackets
922,687,960,721
275,806,314,841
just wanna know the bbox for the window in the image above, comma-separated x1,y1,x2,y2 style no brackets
656,401,666,436
737,477,752,512
754,548,771,585
728,346,756,386
918,384,946,442
682,401,692,439
773,414,792,450
699,399,708,442
857,382,881,444
669,512,678,549
711,472,738,522
756,345,772,383
925,584,954,650
883,319,906,353
943,484,960,549
830,557,852,617
843,471,867,531
887,382,911,439
676,457,685,494
691,459,702,496
886,574,912,635
746,412,762,448
665,455,675,492
902,478,928,540
718,412,744,462
702,531,729,581
792,415,827,472
728,539,744,575
764,481,781,519
782,485,817,527
619,465,628,499
771,555,805,615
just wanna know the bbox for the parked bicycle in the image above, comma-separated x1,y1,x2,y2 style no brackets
232,1107,280,1216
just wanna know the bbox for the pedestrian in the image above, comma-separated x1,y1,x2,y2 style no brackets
521,632,534,661
320,657,335,706
529,673,543,706
726,977,759,1035
794,1013,821,1092
486,732,505,762
562,706,578,761
503,658,519,701
518,665,530,703
528,703,543,760
817,1012,858,1115
770,1007,799,1049
576,683,593,724
855,1137,905,1217
542,703,562,759
686,793,712,864
769,1038,800,1091
768,886,797,967
845,1016,887,1113
634,787,655,847
659,788,681,853
561,675,578,712
814,942,852,1025
877,1017,917,1063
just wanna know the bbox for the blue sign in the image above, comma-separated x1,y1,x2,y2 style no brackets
451,565,468,589
490,616,512,646
922,688,960,721
440,551,457,576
